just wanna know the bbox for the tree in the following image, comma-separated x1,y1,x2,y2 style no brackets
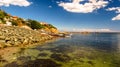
0,10,8,24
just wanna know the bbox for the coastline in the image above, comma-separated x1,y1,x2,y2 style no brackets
0,26,61,66
0,36,60,60
0,26,61,51
0,26,59,48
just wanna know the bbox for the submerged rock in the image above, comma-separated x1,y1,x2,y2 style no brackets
22,59,61,67
38,53,48,57
50,53,71,62
5,59,61,67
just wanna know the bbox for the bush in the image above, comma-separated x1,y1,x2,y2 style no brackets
48,24,57,29
27,19,44,29
0,10,8,24
11,21,18,26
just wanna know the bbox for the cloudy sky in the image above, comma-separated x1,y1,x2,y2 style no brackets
1,0,120,32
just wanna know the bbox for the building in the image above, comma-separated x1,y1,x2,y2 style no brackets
40,22,48,25
6,21,12,26
12,16,18,20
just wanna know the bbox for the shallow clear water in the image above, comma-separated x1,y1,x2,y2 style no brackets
4,33,120,67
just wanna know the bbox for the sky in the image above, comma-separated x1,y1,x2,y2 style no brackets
0,0,120,32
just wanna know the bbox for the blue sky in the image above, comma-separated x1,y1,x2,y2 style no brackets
1,0,120,32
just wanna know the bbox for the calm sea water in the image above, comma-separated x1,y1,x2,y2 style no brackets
4,33,120,67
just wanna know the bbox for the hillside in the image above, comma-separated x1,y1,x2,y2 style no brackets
0,9,60,48
0,9,59,34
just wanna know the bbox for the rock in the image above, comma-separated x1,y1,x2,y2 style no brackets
0,32,2,36
0,44,2,48
5,43,12,47
0,36,5,40
8,41,15,45
0,42,6,48
23,39,29,44
14,42,21,46
0,26,54,48
0,40,5,43
5,37,11,41
14,38,18,42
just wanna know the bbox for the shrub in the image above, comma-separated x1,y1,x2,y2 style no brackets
27,19,44,29
11,21,18,26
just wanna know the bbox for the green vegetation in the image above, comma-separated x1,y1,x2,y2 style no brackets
46,24,57,29
0,10,8,24
11,21,18,26
27,19,45,29
0,10,7,19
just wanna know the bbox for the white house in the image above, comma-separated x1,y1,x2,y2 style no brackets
6,21,12,26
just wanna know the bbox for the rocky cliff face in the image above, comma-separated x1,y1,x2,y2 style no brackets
0,26,53,48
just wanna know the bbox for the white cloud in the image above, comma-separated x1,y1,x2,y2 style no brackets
73,28,111,32
0,0,31,7
112,14,120,20
107,7,120,20
58,0,108,13
107,7,120,13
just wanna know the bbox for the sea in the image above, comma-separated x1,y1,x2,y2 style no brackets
4,33,120,67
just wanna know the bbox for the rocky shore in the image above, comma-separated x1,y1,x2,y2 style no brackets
0,26,54,48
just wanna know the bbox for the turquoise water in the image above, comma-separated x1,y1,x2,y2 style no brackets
4,33,120,67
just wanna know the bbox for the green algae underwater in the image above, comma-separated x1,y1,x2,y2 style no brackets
1,33,120,67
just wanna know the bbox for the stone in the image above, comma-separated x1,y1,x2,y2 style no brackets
0,26,54,48
0,36,5,40
5,43,12,47
14,38,18,42
23,39,28,44
0,42,6,48
0,32,2,36
14,42,21,46
5,37,11,41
